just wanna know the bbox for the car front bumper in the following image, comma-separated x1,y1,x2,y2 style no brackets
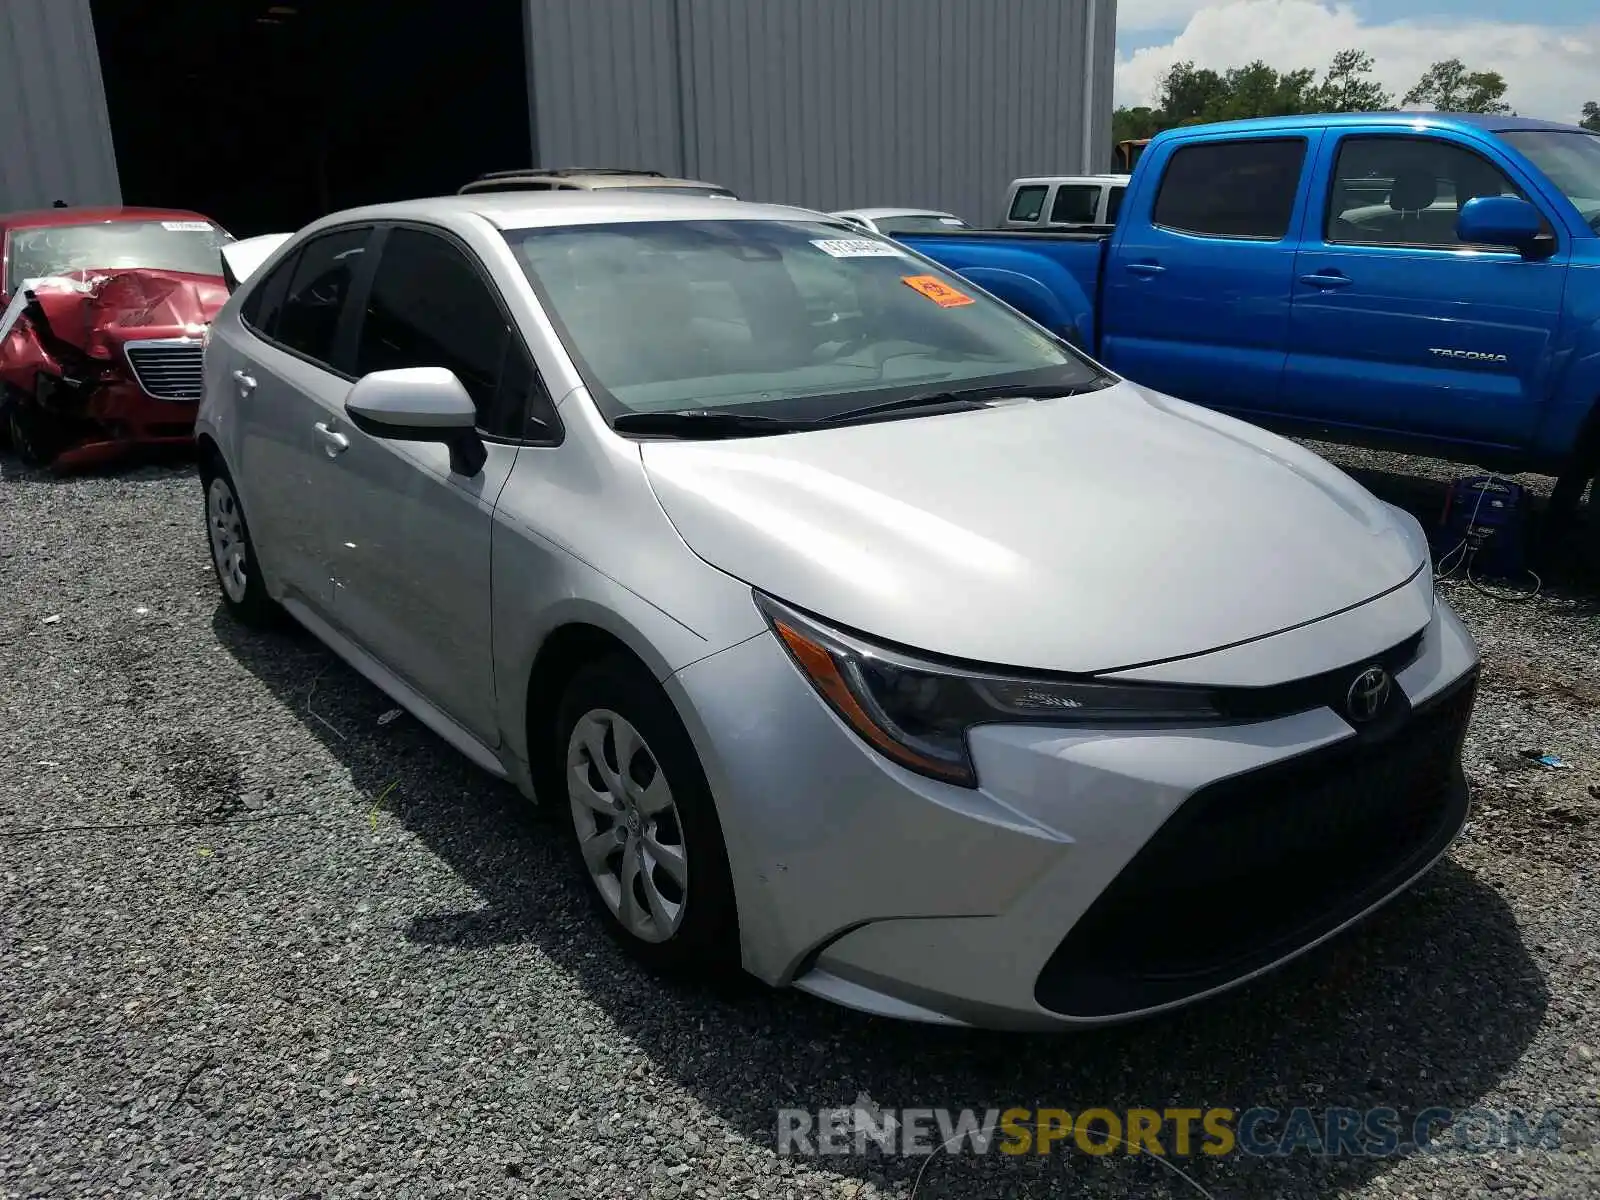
666,594,1479,1030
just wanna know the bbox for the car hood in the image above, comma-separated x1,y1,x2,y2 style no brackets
639,383,1428,674
18,268,226,357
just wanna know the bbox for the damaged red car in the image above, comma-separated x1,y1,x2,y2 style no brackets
0,206,234,469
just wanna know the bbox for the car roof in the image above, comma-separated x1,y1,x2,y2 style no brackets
832,207,962,220
301,191,829,235
0,205,218,231
1152,111,1587,137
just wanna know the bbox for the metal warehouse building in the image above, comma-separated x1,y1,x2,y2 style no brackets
0,0,1115,235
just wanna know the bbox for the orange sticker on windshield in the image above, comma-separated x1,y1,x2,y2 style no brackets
901,274,974,308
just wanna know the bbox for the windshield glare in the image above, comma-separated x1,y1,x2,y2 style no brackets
6,220,233,291
507,219,1098,420
874,215,971,235
1502,131,1600,228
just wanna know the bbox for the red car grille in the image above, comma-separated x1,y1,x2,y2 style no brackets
125,340,204,402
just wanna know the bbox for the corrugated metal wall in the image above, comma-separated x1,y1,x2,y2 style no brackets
0,0,120,211
525,0,1114,226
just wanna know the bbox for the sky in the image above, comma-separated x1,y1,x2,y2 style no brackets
1114,0,1598,126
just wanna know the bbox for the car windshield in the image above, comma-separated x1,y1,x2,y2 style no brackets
5,219,233,291
1501,130,1600,230
507,218,1101,421
874,214,971,234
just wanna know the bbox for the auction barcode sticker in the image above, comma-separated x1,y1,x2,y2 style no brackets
809,238,905,258
161,221,213,232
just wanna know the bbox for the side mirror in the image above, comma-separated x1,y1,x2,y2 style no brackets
344,367,487,476
1456,196,1547,256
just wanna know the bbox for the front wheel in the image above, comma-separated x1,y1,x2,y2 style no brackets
557,655,738,977
200,456,280,626
4,388,67,466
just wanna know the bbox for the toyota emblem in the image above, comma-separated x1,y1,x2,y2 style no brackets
1345,665,1392,723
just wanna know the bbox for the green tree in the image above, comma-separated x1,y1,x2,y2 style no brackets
1157,61,1231,124
1402,58,1512,114
1581,101,1600,132
1309,49,1394,112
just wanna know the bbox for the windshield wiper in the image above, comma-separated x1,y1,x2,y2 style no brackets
814,380,1099,427
611,409,808,439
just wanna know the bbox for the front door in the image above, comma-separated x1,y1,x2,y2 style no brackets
312,224,544,745
1100,132,1316,414
1285,131,1568,448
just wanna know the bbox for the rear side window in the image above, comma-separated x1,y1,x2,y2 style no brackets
1007,185,1047,223
354,226,554,440
273,227,370,368
1049,185,1101,224
240,251,295,336
1153,139,1307,239
1104,186,1126,224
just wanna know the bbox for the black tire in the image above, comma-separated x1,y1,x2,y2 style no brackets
199,453,281,627
555,654,739,978
5,388,66,467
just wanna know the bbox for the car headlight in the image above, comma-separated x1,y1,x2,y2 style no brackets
754,593,1221,788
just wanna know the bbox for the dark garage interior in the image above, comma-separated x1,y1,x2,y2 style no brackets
88,0,532,237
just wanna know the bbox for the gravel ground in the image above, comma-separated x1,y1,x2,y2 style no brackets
1,443,1597,1200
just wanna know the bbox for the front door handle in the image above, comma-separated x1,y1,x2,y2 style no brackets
313,421,349,457
232,368,257,392
1298,271,1353,290
1124,261,1166,277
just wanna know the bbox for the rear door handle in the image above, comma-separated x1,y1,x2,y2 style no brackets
232,368,257,392
313,421,349,457
1124,261,1166,277
1298,271,1353,290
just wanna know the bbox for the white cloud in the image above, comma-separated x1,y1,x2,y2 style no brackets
1118,0,1214,32
1114,1,1598,125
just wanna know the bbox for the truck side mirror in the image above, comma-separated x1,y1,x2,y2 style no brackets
1456,196,1548,257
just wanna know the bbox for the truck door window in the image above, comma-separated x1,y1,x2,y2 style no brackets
1049,185,1100,224
1104,186,1126,224
1152,138,1307,240
1008,186,1047,223
1326,136,1540,250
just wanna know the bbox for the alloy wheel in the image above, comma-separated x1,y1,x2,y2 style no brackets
567,708,689,943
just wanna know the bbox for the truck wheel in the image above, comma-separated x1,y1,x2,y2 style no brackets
1548,406,1600,534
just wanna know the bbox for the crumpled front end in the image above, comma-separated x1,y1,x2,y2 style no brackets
0,268,226,470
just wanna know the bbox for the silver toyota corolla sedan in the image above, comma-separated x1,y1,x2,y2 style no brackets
197,192,1480,1029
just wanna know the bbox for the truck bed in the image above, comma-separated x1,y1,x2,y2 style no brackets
896,229,1110,350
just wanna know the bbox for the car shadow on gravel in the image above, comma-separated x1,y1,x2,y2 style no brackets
213,608,1550,1200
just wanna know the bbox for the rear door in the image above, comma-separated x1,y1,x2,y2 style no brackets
1284,129,1568,447
1100,131,1319,413
314,223,557,744
223,225,374,612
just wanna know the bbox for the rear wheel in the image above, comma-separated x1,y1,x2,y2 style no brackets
200,454,280,626
557,655,738,977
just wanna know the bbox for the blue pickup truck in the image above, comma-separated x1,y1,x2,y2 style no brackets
899,112,1600,524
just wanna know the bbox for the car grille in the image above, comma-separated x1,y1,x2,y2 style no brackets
125,340,204,402
1034,672,1477,1019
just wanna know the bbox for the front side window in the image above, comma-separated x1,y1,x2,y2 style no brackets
272,227,370,369
507,219,1105,421
1104,186,1127,224
1327,136,1536,249
1500,130,1600,232
1049,185,1101,225
1007,186,1047,223
6,219,233,291
1152,139,1308,239
354,227,551,438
